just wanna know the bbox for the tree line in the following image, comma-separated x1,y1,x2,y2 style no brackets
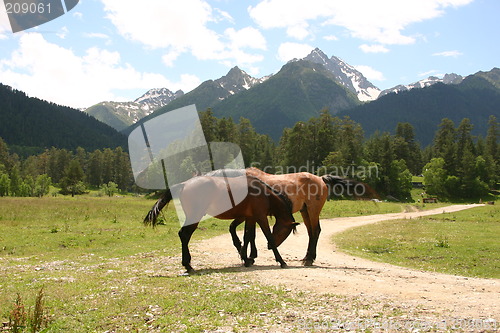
274,111,498,200
0,140,132,197
0,110,498,200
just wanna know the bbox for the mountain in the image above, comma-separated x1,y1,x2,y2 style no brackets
301,48,381,101
339,68,500,147
84,88,183,131
0,84,126,153
211,60,360,140
379,73,463,97
148,66,265,114
123,66,266,135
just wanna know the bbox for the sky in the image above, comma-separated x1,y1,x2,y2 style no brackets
0,0,499,109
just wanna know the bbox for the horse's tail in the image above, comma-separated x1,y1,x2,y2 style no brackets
321,175,379,200
144,184,184,227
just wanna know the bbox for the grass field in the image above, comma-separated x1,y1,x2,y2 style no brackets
0,195,496,331
0,195,293,332
333,203,500,278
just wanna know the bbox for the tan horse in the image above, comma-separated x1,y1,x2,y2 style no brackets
229,168,376,266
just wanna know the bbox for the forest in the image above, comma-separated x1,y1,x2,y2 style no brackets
0,110,498,201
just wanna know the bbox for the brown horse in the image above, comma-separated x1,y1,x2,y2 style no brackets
144,173,297,273
228,168,377,266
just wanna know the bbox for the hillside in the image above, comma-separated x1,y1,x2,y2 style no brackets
211,60,360,140
340,69,500,147
0,84,127,153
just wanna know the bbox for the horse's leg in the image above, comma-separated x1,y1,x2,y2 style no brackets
245,218,258,260
300,205,321,266
229,218,244,256
257,218,287,268
242,219,256,267
178,222,199,274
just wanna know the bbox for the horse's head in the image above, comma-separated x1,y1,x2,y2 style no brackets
272,219,299,247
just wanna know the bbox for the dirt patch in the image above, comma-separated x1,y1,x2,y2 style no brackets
190,204,499,324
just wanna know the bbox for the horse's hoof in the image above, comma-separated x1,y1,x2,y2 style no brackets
302,259,314,266
280,262,288,268
244,259,255,267
182,266,195,275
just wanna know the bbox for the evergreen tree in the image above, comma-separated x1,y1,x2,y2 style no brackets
337,117,364,166
60,160,86,196
87,149,104,187
485,115,499,163
217,117,237,143
455,118,475,176
432,118,456,174
316,110,338,163
199,109,218,143
394,122,422,174
237,117,258,167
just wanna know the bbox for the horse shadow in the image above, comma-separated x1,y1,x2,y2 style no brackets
149,260,378,278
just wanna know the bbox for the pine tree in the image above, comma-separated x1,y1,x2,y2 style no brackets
432,118,456,175
60,160,85,196
394,122,422,174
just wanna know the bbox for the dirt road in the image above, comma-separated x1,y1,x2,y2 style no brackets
190,204,499,321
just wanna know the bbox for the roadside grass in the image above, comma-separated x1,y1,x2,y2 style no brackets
333,203,500,278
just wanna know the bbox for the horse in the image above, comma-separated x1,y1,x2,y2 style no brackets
226,168,378,266
143,173,297,273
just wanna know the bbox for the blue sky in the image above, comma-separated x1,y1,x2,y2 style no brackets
0,0,498,109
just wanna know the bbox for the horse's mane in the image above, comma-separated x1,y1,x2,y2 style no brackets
247,174,294,214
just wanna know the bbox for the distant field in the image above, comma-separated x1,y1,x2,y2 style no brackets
333,203,500,278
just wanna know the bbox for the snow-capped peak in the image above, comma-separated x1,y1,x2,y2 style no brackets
378,73,463,98
302,48,381,101
215,66,265,98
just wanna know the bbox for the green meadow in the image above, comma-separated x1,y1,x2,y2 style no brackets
334,203,500,278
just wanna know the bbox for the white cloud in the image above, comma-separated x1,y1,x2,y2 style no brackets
83,32,110,39
323,35,338,41
277,42,313,62
72,11,83,20
214,8,234,24
359,44,389,53
249,0,474,45
0,33,198,108
56,26,69,39
177,74,201,93
101,0,266,68
432,50,463,57
225,27,266,50
286,23,310,40
354,65,385,81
